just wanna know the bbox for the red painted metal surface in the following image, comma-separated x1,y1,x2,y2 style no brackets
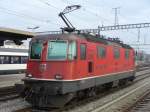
27,34,135,80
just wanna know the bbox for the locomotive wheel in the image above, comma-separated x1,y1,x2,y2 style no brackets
25,92,75,108
42,93,75,108
77,91,85,100
119,79,127,86
103,82,113,89
86,87,96,97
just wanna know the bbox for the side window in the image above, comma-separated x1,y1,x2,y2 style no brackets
125,49,130,59
21,56,28,63
0,56,4,64
80,44,86,60
97,46,106,58
30,42,42,59
0,56,10,64
4,56,10,64
68,41,77,60
11,56,20,64
114,48,120,59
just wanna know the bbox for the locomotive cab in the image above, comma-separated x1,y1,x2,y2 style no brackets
20,34,81,107
27,35,77,80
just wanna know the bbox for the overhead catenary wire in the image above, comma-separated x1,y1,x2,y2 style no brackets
37,0,92,28
11,0,63,27
38,0,60,10
0,6,46,22
0,5,61,27
39,0,112,27
60,0,112,25
119,13,150,45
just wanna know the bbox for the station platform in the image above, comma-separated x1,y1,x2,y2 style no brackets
0,74,25,88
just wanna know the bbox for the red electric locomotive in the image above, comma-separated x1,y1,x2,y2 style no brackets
21,33,135,107
16,5,135,108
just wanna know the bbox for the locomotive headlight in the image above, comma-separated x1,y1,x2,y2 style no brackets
26,73,32,78
55,74,63,80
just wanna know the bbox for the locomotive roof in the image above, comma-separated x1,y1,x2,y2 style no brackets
33,33,133,49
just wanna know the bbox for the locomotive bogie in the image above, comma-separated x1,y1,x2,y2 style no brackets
21,70,135,107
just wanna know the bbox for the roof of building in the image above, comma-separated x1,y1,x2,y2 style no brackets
0,27,36,36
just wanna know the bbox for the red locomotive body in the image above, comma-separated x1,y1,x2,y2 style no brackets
21,33,135,107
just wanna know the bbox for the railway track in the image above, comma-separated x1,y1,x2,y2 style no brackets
13,66,150,112
124,90,150,112
0,86,19,101
136,67,150,72
89,70,150,112
0,67,149,112
0,64,149,112
91,80,150,112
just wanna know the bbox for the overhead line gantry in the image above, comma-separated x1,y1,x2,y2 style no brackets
37,22,150,35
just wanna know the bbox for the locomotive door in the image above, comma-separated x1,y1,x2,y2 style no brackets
87,47,94,75
79,43,94,77
79,44,87,77
88,61,93,73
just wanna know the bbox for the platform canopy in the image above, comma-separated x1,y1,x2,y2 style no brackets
0,27,36,39
0,27,36,45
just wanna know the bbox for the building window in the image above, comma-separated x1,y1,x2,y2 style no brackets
125,49,130,59
97,46,106,58
80,44,86,60
114,48,120,59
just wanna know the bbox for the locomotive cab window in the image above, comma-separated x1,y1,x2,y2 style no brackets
80,44,86,60
47,41,67,60
114,48,120,59
97,46,106,58
68,41,77,60
30,42,42,59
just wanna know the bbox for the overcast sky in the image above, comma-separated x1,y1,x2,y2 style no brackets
0,0,150,53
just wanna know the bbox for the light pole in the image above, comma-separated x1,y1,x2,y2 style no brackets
27,26,40,32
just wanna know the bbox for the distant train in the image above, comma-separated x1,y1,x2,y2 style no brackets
0,45,28,74
135,50,150,67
